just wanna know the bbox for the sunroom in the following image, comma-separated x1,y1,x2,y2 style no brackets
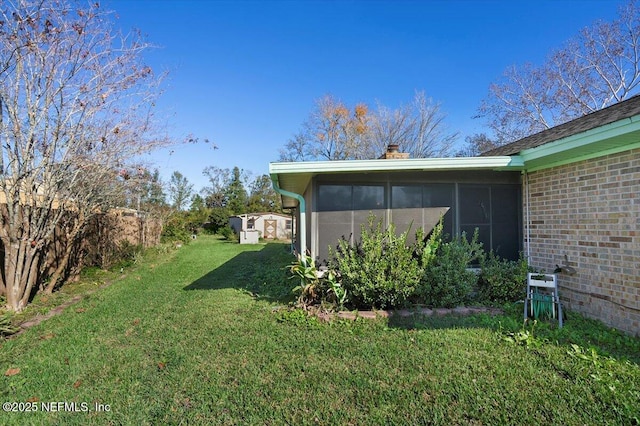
270,155,524,264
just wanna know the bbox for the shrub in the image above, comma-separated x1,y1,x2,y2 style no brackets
118,240,143,261
208,207,232,234
330,215,441,310
161,213,192,244
420,230,483,308
477,252,528,303
218,225,237,241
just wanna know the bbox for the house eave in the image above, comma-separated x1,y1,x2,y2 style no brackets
269,156,523,208
520,115,640,171
269,156,522,175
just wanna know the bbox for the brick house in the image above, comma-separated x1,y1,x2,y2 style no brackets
483,96,640,336
270,96,640,335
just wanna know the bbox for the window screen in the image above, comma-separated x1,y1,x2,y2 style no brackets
317,185,352,211
316,184,385,263
354,185,385,210
391,186,422,208
424,184,454,239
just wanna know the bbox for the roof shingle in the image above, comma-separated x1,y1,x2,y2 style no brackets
481,95,640,156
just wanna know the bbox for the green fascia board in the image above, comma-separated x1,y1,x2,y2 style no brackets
520,115,640,172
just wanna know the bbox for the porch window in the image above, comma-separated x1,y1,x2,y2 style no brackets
316,184,385,262
459,184,521,260
391,184,454,241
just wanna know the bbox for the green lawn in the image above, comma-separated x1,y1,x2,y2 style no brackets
1,236,639,425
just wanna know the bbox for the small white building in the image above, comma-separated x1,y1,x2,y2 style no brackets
229,212,293,244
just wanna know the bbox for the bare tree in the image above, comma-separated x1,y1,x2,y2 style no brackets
0,0,168,310
369,91,457,158
280,92,457,161
479,0,640,143
455,133,498,157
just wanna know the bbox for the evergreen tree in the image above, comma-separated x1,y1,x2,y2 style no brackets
225,167,248,215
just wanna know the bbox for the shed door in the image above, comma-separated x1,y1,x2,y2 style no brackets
264,220,277,239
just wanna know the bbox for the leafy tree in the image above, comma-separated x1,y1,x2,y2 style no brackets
279,92,457,161
139,168,166,210
247,174,281,212
479,1,640,143
225,167,248,215
279,95,369,161
0,0,168,310
201,166,230,208
186,199,211,233
169,171,194,211
190,194,206,212
200,167,280,233
208,207,232,234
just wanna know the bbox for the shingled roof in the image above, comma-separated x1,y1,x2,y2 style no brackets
481,95,640,156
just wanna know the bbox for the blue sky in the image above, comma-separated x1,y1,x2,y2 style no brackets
105,0,623,192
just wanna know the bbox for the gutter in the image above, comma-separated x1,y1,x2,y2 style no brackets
269,155,523,174
270,174,306,261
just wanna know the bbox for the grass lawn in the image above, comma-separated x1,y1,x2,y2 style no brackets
1,236,639,425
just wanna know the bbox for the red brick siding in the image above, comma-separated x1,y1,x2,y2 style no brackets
525,148,640,336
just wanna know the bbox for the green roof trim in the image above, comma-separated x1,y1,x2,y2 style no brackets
520,115,640,172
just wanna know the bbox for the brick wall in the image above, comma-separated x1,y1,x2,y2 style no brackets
525,148,640,336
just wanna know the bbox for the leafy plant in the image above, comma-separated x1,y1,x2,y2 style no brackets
419,229,483,308
1,312,19,338
218,225,237,241
109,241,144,270
287,252,351,310
288,252,323,309
161,213,193,244
477,252,528,303
330,215,442,310
502,319,541,349
325,270,348,308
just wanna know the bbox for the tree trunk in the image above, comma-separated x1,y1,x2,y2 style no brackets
45,238,76,294
4,240,38,312
19,253,40,308
45,216,84,294
0,261,5,298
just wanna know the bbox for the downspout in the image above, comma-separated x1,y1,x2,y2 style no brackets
270,174,307,261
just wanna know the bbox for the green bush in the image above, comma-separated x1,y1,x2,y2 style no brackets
330,216,441,310
218,225,237,241
419,230,483,308
161,213,192,244
208,207,232,234
477,252,528,303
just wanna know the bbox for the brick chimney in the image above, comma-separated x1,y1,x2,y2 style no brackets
379,144,409,159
